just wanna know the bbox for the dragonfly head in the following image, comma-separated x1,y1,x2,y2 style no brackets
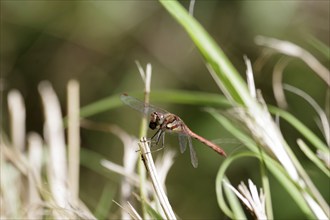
149,112,164,130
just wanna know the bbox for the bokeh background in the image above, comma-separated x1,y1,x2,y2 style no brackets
1,1,329,219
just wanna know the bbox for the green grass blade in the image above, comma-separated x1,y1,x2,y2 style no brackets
269,106,328,152
222,176,247,220
80,148,119,179
265,156,315,218
216,152,253,219
94,183,116,219
78,90,230,119
216,151,315,219
144,202,165,220
159,0,253,106
306,34,330,59
209,109,315,218
297,139,330,177
150,90,230,107
260,152,274,219
80,95,122,118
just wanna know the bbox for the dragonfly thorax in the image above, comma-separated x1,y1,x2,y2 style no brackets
149,112,184,133
149,112,165,130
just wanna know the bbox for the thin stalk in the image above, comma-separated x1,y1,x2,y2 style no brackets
283,142,329,217
139,138,176,219
136,62,152,218
38,81,68,213
259,151,273,219
67,80,80,204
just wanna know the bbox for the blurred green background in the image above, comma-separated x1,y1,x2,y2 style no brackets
1,1,329,219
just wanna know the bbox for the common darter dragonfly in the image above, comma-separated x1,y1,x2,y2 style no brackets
121,94,226,168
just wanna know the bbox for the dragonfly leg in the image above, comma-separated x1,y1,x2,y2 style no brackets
151,128,160,140
151,129,164,146
149,129,167,153
161,132,165,147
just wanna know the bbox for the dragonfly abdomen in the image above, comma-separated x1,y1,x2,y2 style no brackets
189,131,227,157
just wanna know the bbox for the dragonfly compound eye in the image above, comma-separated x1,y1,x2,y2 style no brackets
149,121,157,130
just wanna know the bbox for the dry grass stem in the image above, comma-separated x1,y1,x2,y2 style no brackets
67,80,80,204
272,58,291,109
225,179,266,220
139,138,176,220
255,36,330,86
8,90,25,152
27,132,43,218
39,81,68,210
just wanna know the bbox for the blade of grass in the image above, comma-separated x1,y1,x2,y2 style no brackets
296,139,330,178
94,183,116,220
134,194,164,220
39,81,68,211
216,152,314,218
80,148,118,179
67,80,80,204
222,177,247,220
259,151,273,219
78,90,230,119
306,34,330,59
113,201,142,220
135,63,152,219
255,36,330,86
159,0,254,107
210,110,315,218
216,152,252,219
284,84,330,146
139,138,176,220
269,106,328,152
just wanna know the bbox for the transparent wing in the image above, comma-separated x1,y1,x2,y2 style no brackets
178,133,187,153
188,136,198,168
120,94,167,115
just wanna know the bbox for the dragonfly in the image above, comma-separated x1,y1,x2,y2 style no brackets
121,94,226,168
